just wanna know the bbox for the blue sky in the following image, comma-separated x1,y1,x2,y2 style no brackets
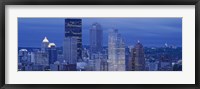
18,18,182,47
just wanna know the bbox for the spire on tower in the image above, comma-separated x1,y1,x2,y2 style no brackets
42,37,49,43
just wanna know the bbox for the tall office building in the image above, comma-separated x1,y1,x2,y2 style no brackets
64,19,82,62
90,22,103,54
63,37,77,64
131,41,145,71
108,29,125,71
41,37,49,53
48,43,57,64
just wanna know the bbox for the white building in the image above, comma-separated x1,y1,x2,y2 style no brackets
108,29,125,71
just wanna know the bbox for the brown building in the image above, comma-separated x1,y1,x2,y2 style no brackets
130,41,145,71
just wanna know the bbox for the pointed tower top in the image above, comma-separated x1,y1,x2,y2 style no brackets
42,37,49,43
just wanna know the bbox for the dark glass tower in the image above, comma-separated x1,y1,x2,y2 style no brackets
65,19,82,62
48,43,57,64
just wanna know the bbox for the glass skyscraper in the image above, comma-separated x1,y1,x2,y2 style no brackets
48,43,57,64
64,19,82,62
90,22,103,54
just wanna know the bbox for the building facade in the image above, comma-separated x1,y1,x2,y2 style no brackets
34,51,49,66
132,41,145,71
63,37,78,64
48,43,57,64
90,22,103,54
64,19,82,62
18,49,29,64
108,29,125,71
41,37,49,53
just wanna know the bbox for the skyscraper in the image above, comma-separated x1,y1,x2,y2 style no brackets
63,37,77,64
64,19,82,62
90,22,103,54
48,43,57,64
131,41,145,71
108,29,125,71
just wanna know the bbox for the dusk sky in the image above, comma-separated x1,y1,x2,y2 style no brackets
18,18,182,47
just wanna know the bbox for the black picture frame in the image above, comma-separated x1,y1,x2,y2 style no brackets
0,0,200,89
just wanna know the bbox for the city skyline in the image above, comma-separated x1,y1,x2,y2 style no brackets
18,18,182,47
18,18,182,71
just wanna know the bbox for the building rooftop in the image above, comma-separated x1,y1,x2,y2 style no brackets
42,37,49,43
48,43,56,48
